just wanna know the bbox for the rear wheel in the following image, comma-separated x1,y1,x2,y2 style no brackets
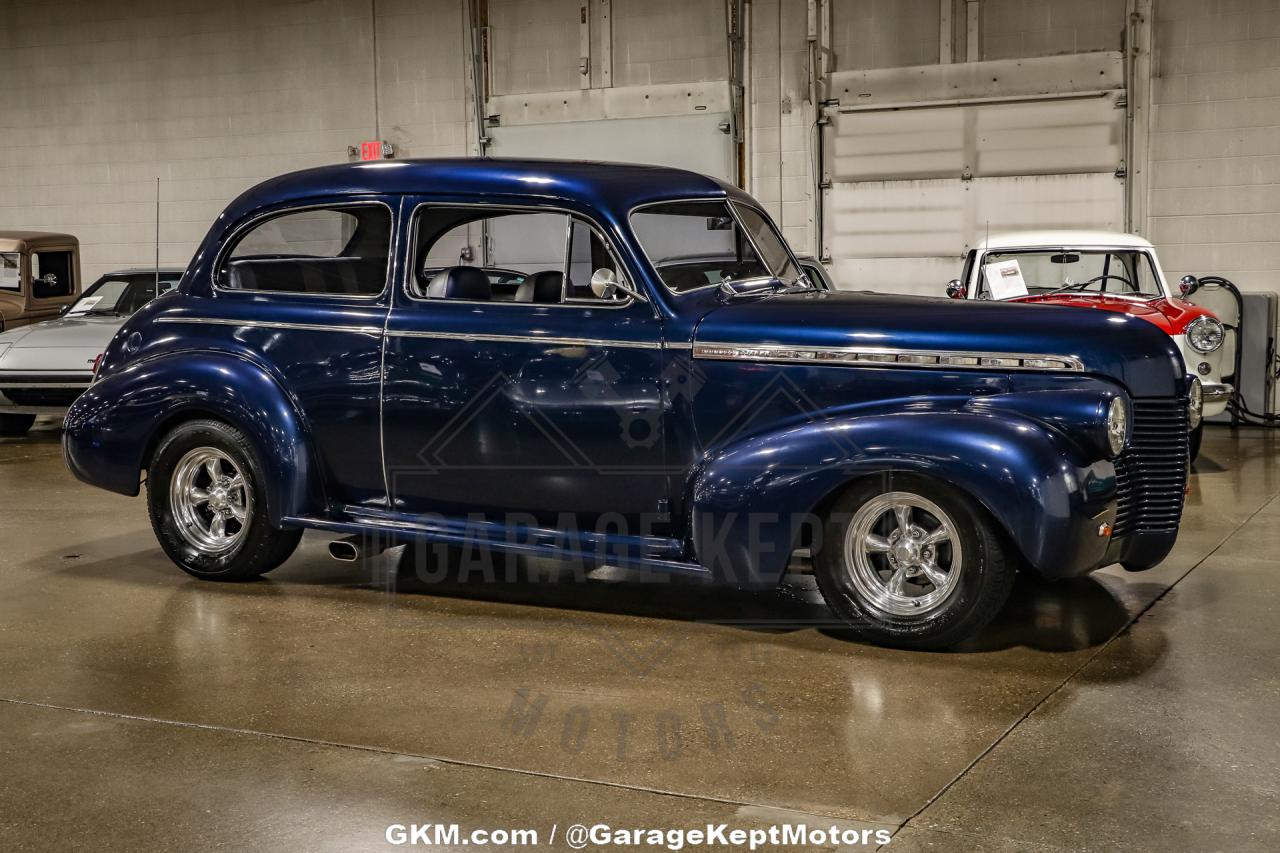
147,419,301,581
0,414,35,437
813,474,1016,649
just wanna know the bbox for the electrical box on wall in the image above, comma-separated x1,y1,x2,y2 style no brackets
347,141,395,161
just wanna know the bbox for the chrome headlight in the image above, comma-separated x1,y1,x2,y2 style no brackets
1106,396,1129,457
1186,316,1224,353
1188,376,1203,429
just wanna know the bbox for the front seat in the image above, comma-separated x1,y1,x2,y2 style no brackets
514,270,563,304
425,266,491,300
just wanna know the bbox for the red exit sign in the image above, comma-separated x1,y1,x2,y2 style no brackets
360,140,390,161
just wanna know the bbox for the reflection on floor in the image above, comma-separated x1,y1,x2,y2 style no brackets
1,422,1277,851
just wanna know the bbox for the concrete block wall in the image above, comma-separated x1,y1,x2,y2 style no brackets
488,0,727,93
832,0,940,70
374,0,471,159
749,0,817,255
1,0,1275,294
982,0,1124,60
1147,0,1280,294
488,0,582,94
0,0,469,282
611,0,727,86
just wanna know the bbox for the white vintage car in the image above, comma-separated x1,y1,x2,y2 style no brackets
947,231,1232,458
0,268,183,436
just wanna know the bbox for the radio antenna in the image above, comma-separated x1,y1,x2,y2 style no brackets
154,177,160,291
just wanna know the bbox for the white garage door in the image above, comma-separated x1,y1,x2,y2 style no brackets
823,92,1126,296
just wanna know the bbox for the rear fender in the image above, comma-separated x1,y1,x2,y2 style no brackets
63,351,317,525
688,409,1116,585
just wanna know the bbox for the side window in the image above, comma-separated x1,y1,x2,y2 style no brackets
221,205,390,296
31,251,74,298
0,253,19,292
566,218,628,303
411,206,630,304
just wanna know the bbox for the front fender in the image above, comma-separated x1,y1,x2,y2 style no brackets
688,409,1117,585
63,351,316,525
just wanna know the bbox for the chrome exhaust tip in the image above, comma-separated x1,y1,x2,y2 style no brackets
328,538,360,562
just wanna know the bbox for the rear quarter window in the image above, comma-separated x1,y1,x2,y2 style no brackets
219,205,391,297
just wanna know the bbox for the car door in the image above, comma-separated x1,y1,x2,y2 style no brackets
211,199,397,512
381,200,670,542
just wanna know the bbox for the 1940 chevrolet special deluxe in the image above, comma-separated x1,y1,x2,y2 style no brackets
64,159,1195,648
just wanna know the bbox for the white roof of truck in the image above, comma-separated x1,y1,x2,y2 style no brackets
976,230,1155,251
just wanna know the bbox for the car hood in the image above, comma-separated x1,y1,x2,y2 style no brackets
1007,294,1216,334
0,314,123,373
693,290,1185,397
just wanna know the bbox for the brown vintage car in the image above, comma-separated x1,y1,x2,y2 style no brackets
0,231,81,332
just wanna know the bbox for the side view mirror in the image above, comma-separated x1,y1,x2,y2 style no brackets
589,268,645,302
946,279,967,299
59,304,70,316
40,273,58,286
1179,275,1199,296
590,268,617,298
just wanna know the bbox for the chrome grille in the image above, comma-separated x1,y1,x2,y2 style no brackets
1113,399,1189,536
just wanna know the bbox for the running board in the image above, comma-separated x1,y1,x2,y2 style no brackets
282,513,708,578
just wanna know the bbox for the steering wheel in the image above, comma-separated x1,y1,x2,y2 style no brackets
1082,273,1133,292
1046,273,1133,296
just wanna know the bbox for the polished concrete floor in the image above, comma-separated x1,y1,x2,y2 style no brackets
1,422,1278,852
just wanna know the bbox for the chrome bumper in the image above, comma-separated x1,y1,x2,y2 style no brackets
0,373,92,416
1202,383,1233,404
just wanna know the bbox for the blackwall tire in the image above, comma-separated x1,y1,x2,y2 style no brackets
147,419,301,581
1189,423,1203,463
0,414,36,437
813,473,1016,650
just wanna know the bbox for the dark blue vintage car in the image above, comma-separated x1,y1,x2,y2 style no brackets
63,159,1194,648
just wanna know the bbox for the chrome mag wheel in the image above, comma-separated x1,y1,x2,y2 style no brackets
844,491,963,617
169,447,252,555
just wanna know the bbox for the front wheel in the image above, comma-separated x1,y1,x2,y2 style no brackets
813,474,1016,650
147,419,301,581
0,414,36,437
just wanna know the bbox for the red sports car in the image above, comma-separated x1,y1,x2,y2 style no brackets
948,230,1231,459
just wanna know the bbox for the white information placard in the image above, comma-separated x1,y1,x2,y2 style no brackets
983,259,1029,299
67,296,101,315
0,257,18,291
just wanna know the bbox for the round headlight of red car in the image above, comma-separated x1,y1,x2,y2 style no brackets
1186,316,1224,354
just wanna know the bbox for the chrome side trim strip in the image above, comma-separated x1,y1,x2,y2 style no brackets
156,317,672,351
386,329,663,350
155,317,384,335
693,342,1085,371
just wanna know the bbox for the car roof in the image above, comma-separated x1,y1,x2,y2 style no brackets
0,231,78,252
976,230,1155,251
230,158,739,221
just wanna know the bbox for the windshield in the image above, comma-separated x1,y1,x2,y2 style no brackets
631,200,802,293
977,250,1165,300
68,273,181,317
